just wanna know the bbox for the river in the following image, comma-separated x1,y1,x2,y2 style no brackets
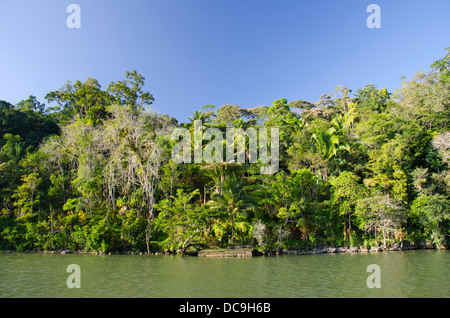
0,250,448,298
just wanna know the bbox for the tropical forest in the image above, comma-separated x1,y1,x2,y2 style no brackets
1,49,449,254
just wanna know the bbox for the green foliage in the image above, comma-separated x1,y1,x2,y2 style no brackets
311,126,350,160
1,50,450,252
0,98,59,150
207,175,255,245
355,193,406,247
410,194,450,248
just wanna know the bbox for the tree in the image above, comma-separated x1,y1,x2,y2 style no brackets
12,173,42,218
214,104,255,126
432,132,450,164
265,99,305,154
311,126,350,161
159,160,182,199
154,188,210,252
329,171,365,245
1,98,59,151
410,194,450,248
431,132,450,194
107,70,154,118
289,99,314,114
207,174,254,245
186,110,212,127
271,170,315,222
309,123,351,180
355,194,405,247
355,84,389,114
430,47,450,82
364,138,409,203
16,95,45,113
0,134,25,214
100,104,164,253
252,219,267,250
46,78,111,124
393,67,450,131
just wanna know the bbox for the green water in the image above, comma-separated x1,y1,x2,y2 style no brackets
0,250,448,298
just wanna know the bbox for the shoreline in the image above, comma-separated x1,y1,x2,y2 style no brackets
0,241,444,257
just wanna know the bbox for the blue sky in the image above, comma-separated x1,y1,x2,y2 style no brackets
0,0,449,122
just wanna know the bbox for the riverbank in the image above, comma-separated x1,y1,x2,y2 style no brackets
269,240,444,256
0,240,444,257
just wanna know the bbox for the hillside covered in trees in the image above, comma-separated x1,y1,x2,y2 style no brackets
1,49,449,254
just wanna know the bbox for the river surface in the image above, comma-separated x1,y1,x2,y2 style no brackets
0,250,448,298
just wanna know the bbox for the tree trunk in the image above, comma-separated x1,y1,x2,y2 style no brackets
145,214,154,255
231,217,235,245
375,218,379,246
348,212,352,246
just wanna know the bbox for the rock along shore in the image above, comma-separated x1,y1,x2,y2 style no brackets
0,240,442,256
281,241,437,256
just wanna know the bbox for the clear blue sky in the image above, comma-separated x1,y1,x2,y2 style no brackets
1,0,449,122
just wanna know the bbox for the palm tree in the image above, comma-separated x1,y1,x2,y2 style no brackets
185,110,212,130
232,118,247,129
310,127,350,160
202,163,224,194
207,174,255,245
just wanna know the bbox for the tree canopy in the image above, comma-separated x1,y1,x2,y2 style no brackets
1,49,450,253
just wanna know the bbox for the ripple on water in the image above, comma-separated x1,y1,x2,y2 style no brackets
0,250,448,298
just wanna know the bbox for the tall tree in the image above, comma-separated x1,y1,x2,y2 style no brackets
356,194,405,247
329,171,364,245
410,194,450,249
207,174,254,245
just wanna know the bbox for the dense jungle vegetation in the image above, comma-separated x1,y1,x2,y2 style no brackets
1,49,449,254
